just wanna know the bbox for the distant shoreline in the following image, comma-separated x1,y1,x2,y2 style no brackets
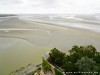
0,16,100,34
19,17,100,34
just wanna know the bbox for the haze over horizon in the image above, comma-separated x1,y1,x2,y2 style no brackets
0,0,100,14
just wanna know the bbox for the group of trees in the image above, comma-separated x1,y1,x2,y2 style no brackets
48,45,100,75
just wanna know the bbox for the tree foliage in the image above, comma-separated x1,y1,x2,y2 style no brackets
48,45,100,75
76,56,99,75
69,45,96,58
49,48,66,67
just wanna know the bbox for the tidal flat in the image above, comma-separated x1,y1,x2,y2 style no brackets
0,17,100,75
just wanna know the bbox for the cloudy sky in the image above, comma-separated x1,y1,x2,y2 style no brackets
0,0,100,14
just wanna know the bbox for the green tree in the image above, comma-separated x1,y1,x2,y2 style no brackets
76,56,99,75
94,52,100,63
63,62,78,73
69,45,81,55
69,45,97,59
48,45,99,75
81,45,96,58
49,48,66,67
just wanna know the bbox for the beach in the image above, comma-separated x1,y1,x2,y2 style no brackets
0,16,100,75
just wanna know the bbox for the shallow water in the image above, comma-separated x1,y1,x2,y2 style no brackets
0,17,100,75
0,29,100,75
0,37,50,75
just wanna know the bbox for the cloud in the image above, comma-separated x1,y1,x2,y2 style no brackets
0,0,21,4
0,0,100,14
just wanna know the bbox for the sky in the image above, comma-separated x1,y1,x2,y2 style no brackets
0,0,100,14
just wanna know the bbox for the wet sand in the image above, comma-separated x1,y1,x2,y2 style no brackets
0,17,100,75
